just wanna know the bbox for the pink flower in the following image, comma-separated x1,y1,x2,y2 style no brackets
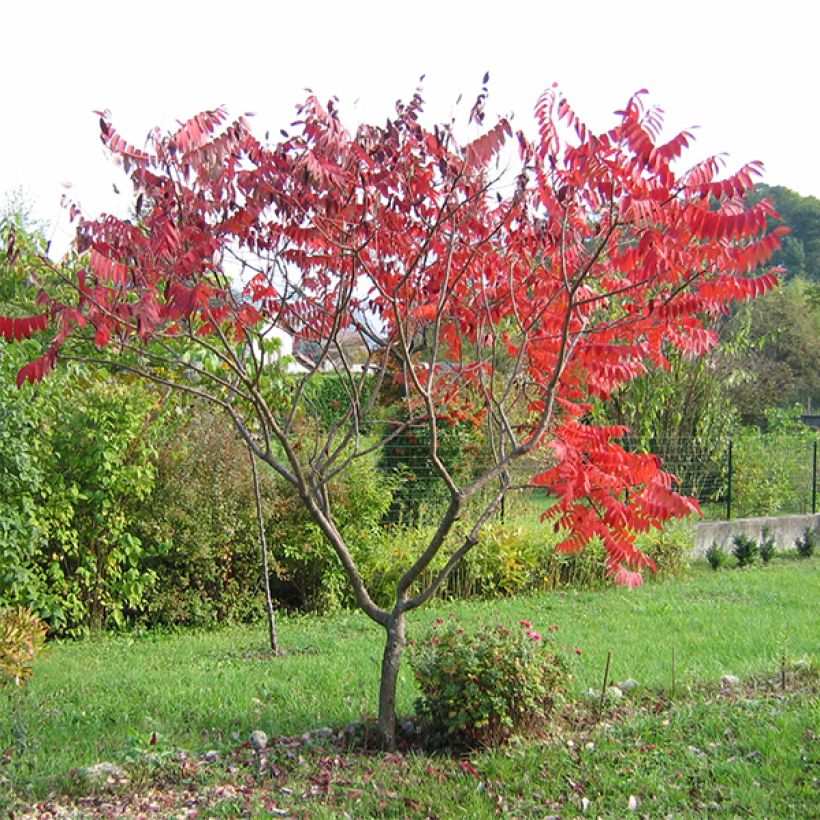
526,631,542,641
435,617,445,624
519,620,533,628
575,648,582,655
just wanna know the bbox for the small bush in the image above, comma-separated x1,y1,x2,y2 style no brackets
732,533,758,567
706,541,727,570
0,607,47,688
759,527,776,564
795,528,816,558
409,616,567,749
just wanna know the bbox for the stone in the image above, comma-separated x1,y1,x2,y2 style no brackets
721,674,742,688
606,686,624,700
78,762,127,787
616,678,639,692
250,730,268,751
312,727,334,740
202,750,221,762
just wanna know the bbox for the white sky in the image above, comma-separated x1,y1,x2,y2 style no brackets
2,0,816,254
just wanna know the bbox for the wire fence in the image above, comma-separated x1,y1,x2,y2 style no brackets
376,431,819,527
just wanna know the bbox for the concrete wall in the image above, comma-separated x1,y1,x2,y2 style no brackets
694,513,819,557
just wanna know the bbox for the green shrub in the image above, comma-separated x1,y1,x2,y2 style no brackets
136,407,276,626
759,526,776,563
36,378,159,634
303,372,376,431
0,351,160,636
379,417,484,526
356,514,690,609
731,418,816,518
270,447,398,612
409,616,567,749
0,343,48,616
706,541,727,570
140,409,400,621
732,533,758,567
634,518,693,578
795,527,816,558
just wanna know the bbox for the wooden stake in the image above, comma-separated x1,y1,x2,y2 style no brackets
600,650,612,709
671,647,676,698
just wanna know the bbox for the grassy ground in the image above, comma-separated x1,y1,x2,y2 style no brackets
2,556,818,816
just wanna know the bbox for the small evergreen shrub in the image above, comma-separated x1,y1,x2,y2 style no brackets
759,526,776,564
795,527,816,558
409,616,567,749
706,541,727,570
732,533,758,567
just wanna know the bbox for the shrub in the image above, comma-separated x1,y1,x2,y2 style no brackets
634,517,693,578
303,372,376,431
759,526,776,563
358,514,691,608
795,527,816,558
731,418,816,518
136,407,277,626
0,607,47,688
379,415,484,526
0,353,160,636
409,616,567,749
706,541,727,570
732,533,758,567
140,410,399,621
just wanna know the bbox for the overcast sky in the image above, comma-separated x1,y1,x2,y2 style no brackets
2,0,815,253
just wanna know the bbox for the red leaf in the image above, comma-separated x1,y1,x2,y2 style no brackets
94,324,111,348
412,303,438,321
16,348,56,387
610,565,644,589
464,118,512,168
0,314,49,341
89,249,128,284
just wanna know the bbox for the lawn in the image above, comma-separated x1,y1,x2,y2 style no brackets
2,557,818,816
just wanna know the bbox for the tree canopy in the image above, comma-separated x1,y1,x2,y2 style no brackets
749,184,820,280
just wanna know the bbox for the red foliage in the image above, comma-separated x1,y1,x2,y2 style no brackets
2,85,785,585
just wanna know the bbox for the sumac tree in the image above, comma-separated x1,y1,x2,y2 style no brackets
1,84,784,746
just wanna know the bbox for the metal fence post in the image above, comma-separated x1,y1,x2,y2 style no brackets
813,439,817,515
726,439,733,521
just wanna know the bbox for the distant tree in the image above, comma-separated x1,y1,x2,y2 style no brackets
722,278,820,423
598,350,739,501
1,86,782,747
750,184,820,280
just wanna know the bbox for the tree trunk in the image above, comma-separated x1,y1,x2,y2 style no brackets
378,611,407,750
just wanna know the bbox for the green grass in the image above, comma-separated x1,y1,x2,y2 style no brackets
2,557,818,815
